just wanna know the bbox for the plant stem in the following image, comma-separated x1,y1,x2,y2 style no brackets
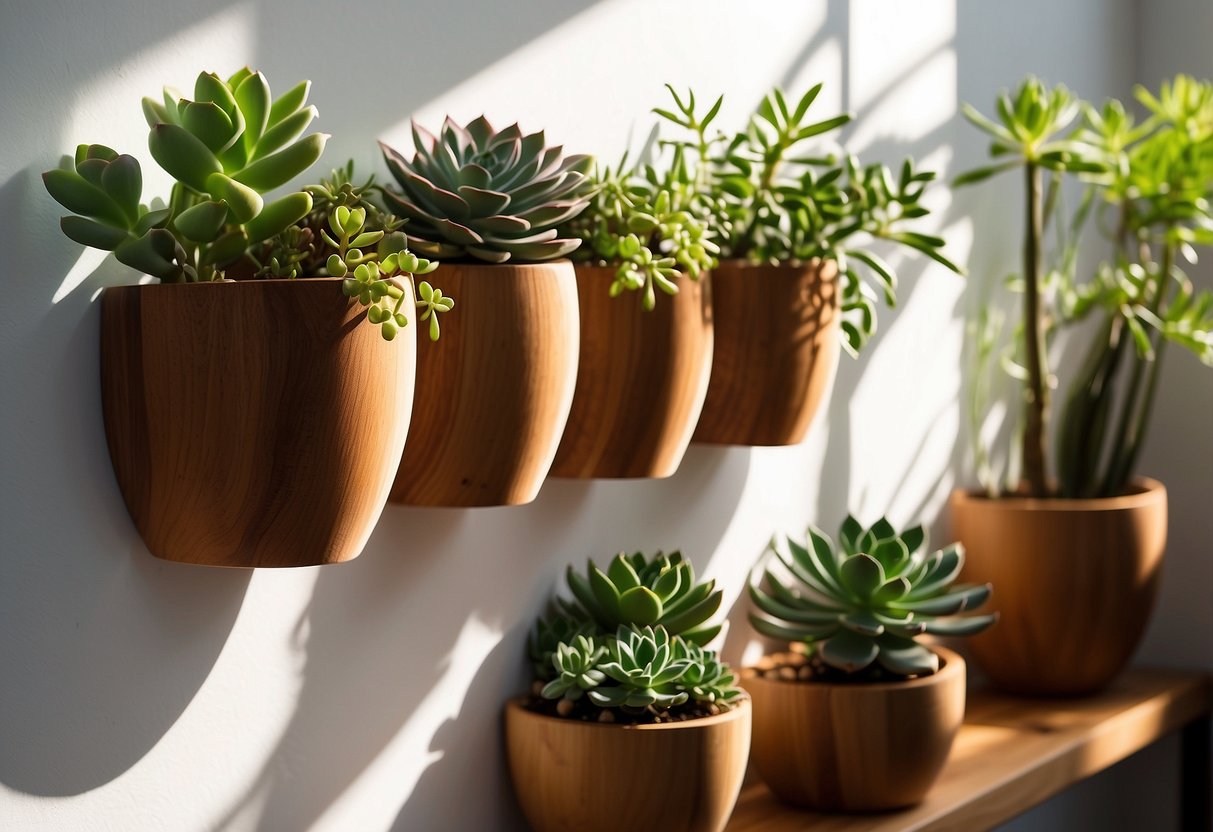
1021,161,1051,497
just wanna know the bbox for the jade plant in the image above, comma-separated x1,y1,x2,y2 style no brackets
958,75,1213,498
749,516,996,680
655,84,962,353
379,116,594,263
528,552,742,723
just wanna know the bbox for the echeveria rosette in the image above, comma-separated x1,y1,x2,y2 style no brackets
587,626,691,709
541,635,608,702
379,116,594,263
749,516,996,678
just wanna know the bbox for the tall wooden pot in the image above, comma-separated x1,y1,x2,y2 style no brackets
505,698,751,832
692,259,839,446
550,265,713,479
951,479,1167,696
389,260,579,507
744,648,965,811
100,278,415,568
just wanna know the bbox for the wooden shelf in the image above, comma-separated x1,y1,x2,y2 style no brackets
726,668,1212,832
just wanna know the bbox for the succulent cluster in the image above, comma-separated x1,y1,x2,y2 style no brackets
44,69,328,282
655,84,961,354
750,516,995,680
380,116,594,264
529,552,741,723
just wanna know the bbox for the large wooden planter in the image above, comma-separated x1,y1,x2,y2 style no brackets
950,479,1167,696
692,259,839,446
743,648,965,812
389,260,579,507
505,698,751,832
550,265,713,479
100,278,415,568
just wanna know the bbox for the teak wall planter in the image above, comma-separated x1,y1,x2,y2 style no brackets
692,259,840,446
505,698,751,832
100,278,415,568
950,479,1167,696
389,260,579,507
550,265,713,479
743,648,966,812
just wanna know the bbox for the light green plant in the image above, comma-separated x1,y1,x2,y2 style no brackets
587,626,691,709
750,516,996,679
379,116,594,263
674,639,743,706
540,635,608,701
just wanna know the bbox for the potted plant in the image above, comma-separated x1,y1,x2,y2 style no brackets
649,84,961,446
550,110,720,479
745,516,995,811
506,552,750,832
378,117,592,506
43,69,432,568
952,76,1211,694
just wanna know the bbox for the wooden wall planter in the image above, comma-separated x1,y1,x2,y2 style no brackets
505,698,751,832
550,265,713,479
951,479,1168,696
743,648,965,812
389,260,579,507
692,259,840,447
100,278,415,568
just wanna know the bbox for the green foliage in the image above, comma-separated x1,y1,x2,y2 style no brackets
540,635,608,701
588,626,691,709
749,516,995,679
379,116,594,263
654,84,961,354
44,68,327,282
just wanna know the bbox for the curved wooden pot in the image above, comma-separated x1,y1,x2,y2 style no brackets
744,648,965,812
100,278,415,568
951,479,1167,696
692,259,839,446
550,265,713,479
389,260,579,507
505,698,751,832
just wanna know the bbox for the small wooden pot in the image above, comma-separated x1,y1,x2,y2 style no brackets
951,479,1167,696
100,278,415,568
744,648,965,812
389,260,579,507
550,265,713,479
692,259,840,447
505,698,751,832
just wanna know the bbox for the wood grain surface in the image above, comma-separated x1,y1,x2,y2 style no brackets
389,260,579,507
726,668,1211,832
744,649,966,812
550,265,713,479
951,479,1168,695
505,697,751,832
100,278,415,568
692,259,840,447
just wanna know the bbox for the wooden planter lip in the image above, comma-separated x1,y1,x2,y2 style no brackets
743,647,964,694
950,476,1166,513
504,694,751,732
713,256,836,273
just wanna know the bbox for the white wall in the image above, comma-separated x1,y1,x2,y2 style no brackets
0,1,1205,830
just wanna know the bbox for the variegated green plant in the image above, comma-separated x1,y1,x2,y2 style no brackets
750,516,996,679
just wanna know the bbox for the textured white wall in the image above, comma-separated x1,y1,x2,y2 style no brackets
0,1,1204,830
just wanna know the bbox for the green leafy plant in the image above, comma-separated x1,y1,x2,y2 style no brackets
958,75,1213,498
44,68,328,282
749,516,995,680
527,552,741,723
655,84,962,353
379,116,594,263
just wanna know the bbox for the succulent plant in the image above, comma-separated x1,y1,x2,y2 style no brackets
564,551,723,645
529,608,595,680
587,626,691,709
44,68,327,282
379,116,594,263
541,635,608,701
674,639,743,706
749,516,996,678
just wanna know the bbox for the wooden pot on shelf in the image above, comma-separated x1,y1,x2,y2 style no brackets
389,260,579,507
950,479,1167,696
692,258,839,447
504,698,750,832
743,648,965,812
550,265,713,479
100,278,415,568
